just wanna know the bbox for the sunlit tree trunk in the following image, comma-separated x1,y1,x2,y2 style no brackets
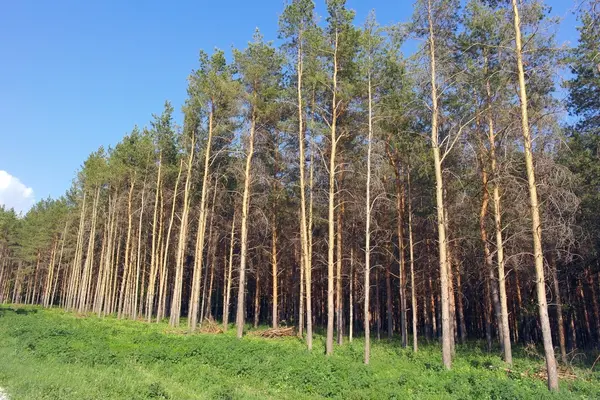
407,169,418,352
427,0,452,369
511,0,558,389
326,28,340,357
236,109,257,338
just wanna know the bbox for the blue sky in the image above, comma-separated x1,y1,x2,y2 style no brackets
0,0,579,213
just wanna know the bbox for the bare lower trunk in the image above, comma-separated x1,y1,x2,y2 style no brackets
254,270,260,328
349,246,354,343
272,220,278,328
408,169,417,352
336,203,343,345
223,214,236,330
551,255,567,364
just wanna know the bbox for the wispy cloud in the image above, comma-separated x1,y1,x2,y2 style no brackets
0,170,35,215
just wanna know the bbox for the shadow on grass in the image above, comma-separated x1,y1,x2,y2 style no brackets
0,305,39,317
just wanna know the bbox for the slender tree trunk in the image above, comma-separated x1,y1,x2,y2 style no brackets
297,33,313,351
254,268,260,329
364,63,373,364
236,109,257,339
298,217,304,337
349,246,354,343
386,262,393,339
205,232,217,320
511,0,558,389
485,78,512,365
427,0,452,369
397,183,408,348
223,213,236,330
455,258,467,344
326,28,340,357
550,255,567,364
407,169,417,352
272,218,278,328
336,202,344,345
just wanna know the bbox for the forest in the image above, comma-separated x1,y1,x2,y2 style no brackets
0,0,599,395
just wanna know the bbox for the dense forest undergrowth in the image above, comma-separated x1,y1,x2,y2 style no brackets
0,306,598,400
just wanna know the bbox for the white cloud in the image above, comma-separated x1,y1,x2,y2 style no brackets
0,170,35,215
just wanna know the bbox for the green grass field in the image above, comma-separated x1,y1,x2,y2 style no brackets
0,306,598,399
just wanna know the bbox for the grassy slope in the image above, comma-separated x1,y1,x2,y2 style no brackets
0,306,598,399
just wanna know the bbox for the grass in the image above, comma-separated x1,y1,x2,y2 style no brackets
0,306,599,399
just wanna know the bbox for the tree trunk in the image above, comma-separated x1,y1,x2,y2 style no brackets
223,213,236,330
336,202,344,345
511,0,558,390
364,63,374,364
485,76,513,365
326,28,340,357
272,218,278,328
236,109,257,338
349,246,354,343
408,169,418,352
427,0,452,368
550,255,567,364
254,269,260,329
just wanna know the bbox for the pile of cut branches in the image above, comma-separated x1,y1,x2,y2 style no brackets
250,326,295,338
199,317,223,334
